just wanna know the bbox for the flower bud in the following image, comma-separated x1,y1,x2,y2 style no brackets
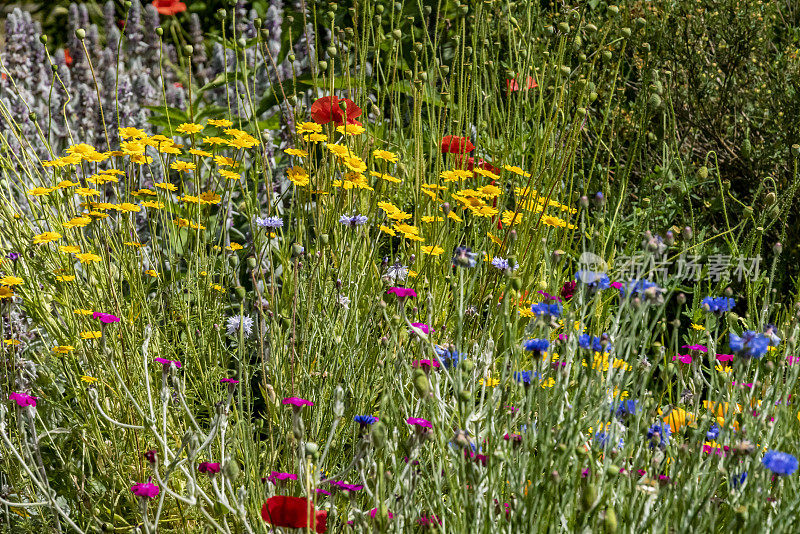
604,507,618,533
156,27,163,36
304,442,319,459
223,459,240,480
792,144,800,157
371,421,387,447
682,226,692,240
318,60,328,71
184,45,194,56
76,28,86,40
774,242,783,254
39,35,47,44
580,196,590,208
593,192,605,206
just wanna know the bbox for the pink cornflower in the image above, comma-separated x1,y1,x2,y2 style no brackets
387,287,417,299
407,417,432,428
9,392,37,407
198,462,221,474
282,397,313,407
131,481,160,499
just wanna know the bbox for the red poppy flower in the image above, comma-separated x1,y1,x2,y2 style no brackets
441,135,475,154
152,0,187,16
506,76,538,93
64,49,73,67
261,496,327,532
309,96,362,126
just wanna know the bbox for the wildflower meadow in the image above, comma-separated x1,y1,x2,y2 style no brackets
1,0,800,532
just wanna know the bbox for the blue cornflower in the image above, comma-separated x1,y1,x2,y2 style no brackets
434,345,460,368
764,324,782,346
453,246,477,268
513,370,542,385
762,450,799,475
706,423,720,441
254,215,284,229
575,270,610,290
701,296,735,314
578,334,612,353
619,279,662,298
646,422,671,449
611,399,638,419
522,338,549,355
729,331,770,358
530,302,562,318
594,431,624,449
732,472,747,489
491,257,516,271
339,214,369,227
354,415,378,427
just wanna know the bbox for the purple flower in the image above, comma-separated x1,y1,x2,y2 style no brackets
9,392,37,407
762,450,798,475
315,488,332,496
143,450,157,463
282,397,313,407
198,462,221,474
131,481,160,499
6,252,20,261
93,312,121,323
339,214,369,227
154,357,182,369
681,344,708,352
220,378,240,385
407,417,432,428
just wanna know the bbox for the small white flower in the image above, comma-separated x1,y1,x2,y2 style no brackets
226,315,254,338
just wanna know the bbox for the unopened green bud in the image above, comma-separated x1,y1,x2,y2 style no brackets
603,50,613,61
582,483,597,512
223,459,240,480
234,286,246,300
558,22,570,33
304,442,319,459
698,166,708,179
413,369,431,397
39,35,47,44
184,44,194,55
621,27,631,37
318,60,328,71
604,508,618,533
76,28,86,40
156,27,163,36
371,421,387,447
392,29,402,41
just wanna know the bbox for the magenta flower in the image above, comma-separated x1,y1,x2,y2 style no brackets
131,481,160,499
93,312,121,323
282,397,313,407
537,290,562,303
412,359,441,371
154,357,182,369
267,471,298,483
503,433,523,443
716,354,735,362
9,392,37,407
143,450,157,463
609,281,623,290
387,287,417,299
672,354,692,364
407,417,432,428
198,462,221,474
328,480,364,491
369,508,394,519
681,344,708,352
417,515,441,527
220,378,240,385
410,323,434,334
